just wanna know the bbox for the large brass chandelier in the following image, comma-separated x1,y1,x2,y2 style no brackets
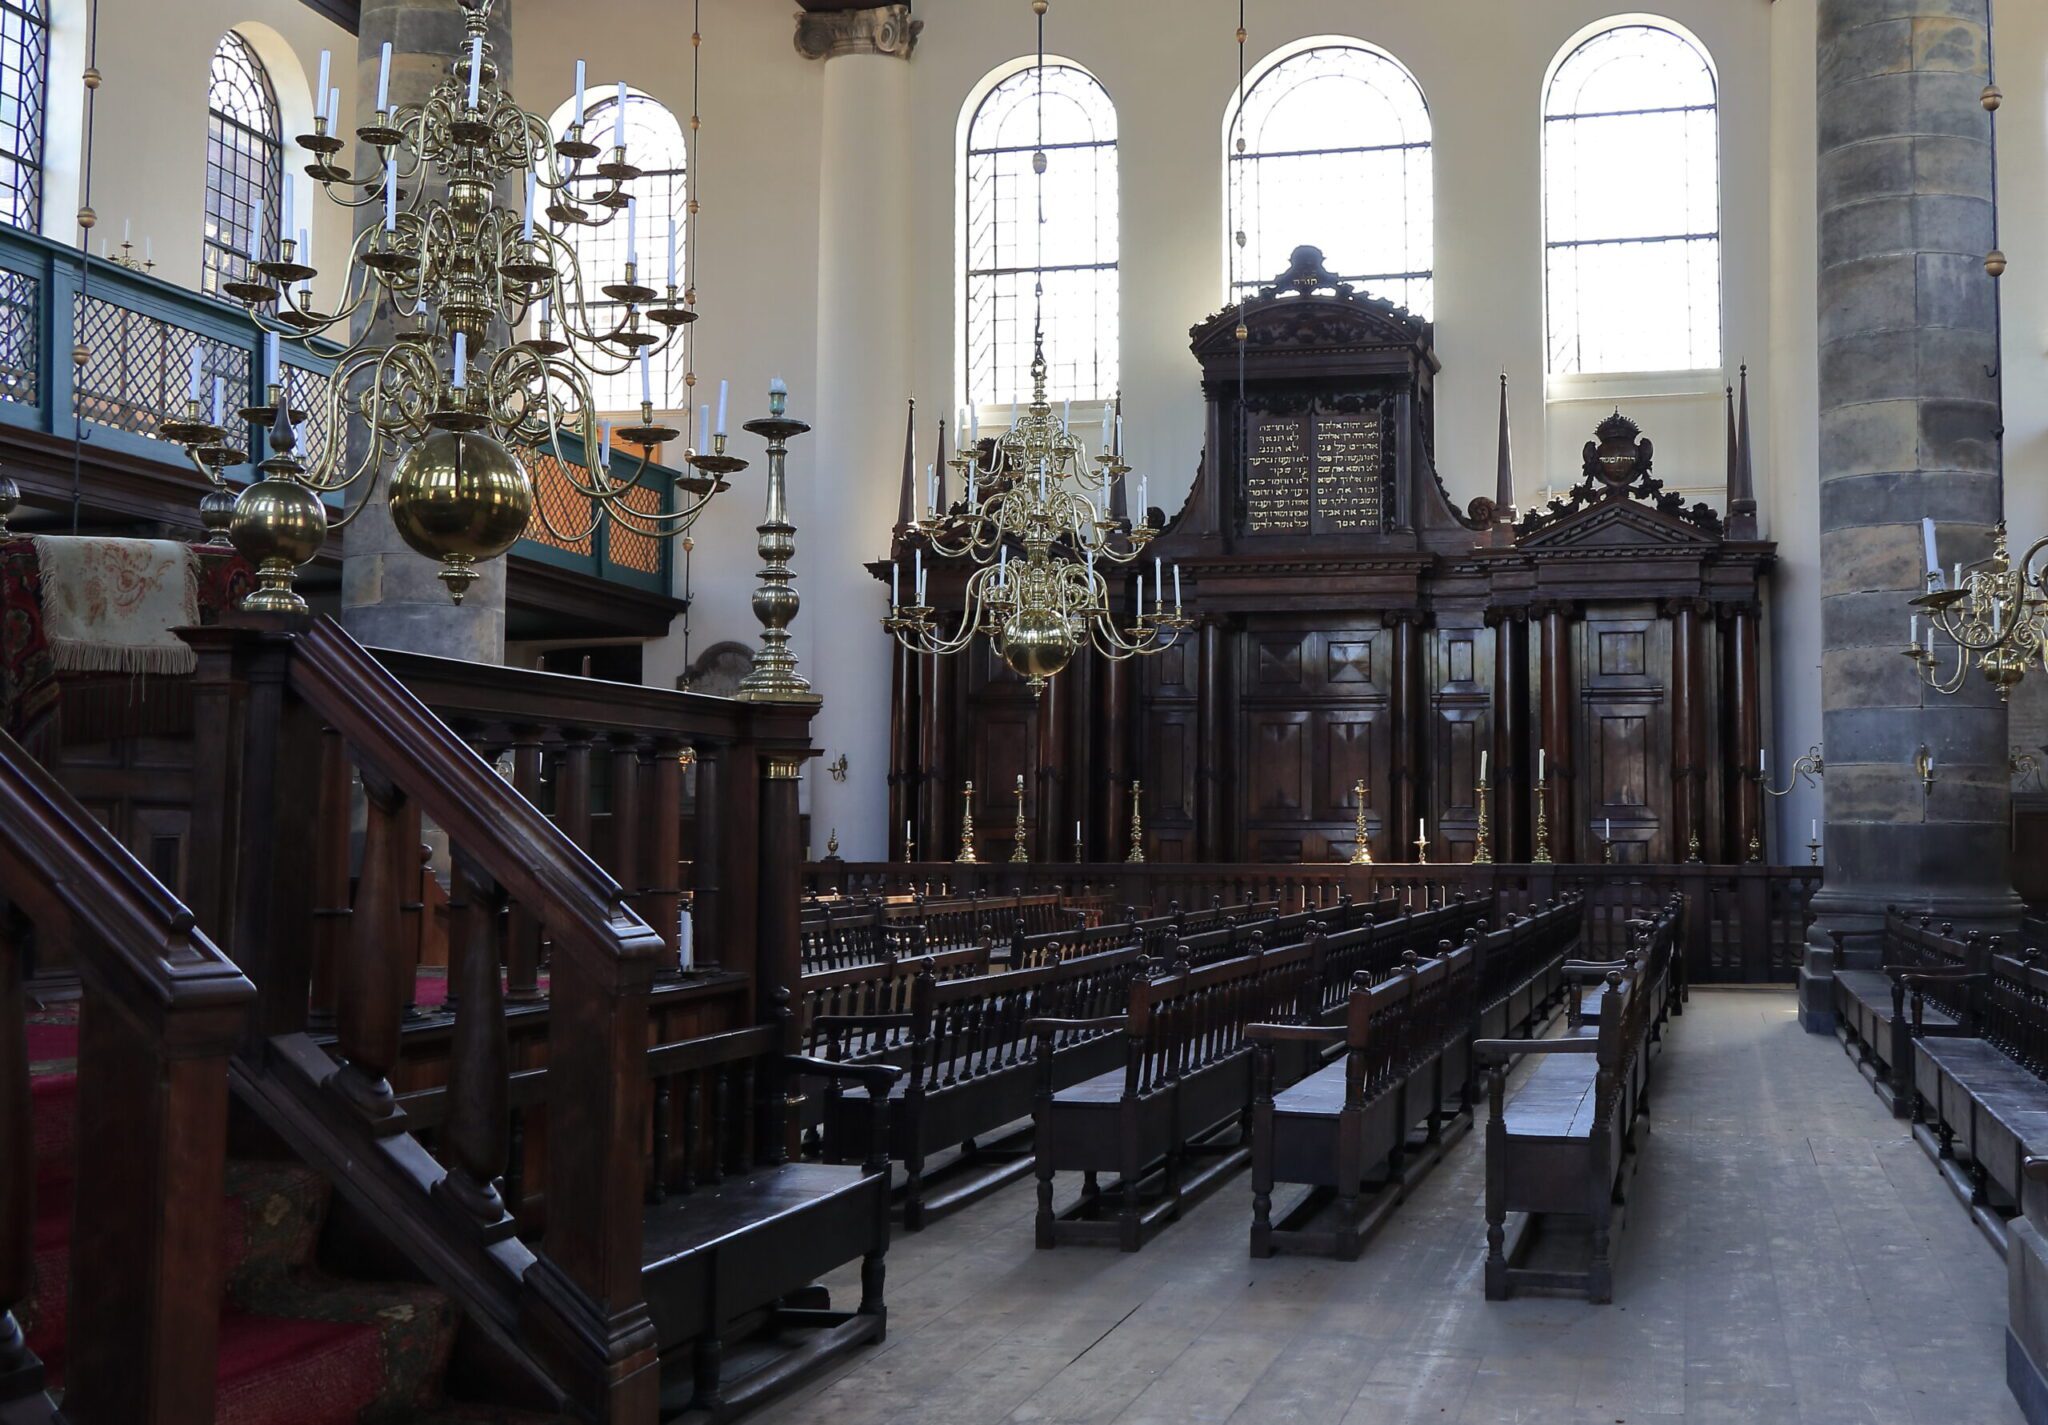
159,0,735,609
881,0,1190,693
1908,519,2046,702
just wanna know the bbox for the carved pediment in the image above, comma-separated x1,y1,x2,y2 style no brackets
1515,494,1721,551
1190,246,1436,367
1514,410,1724,544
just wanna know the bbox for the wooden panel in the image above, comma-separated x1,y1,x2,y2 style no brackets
1246,713,1309,818
1323,715,1374,816
1148,709,1196,822
1327,638,1373,685
1253,636,1305,688
1578,610,1670,860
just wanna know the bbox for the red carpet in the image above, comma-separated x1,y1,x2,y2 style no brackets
20,995,560,1422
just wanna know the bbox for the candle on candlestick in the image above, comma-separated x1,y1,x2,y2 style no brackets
699,405,711,446
316,50,331,117
1922,516,1940,585
891,562,900,607
328,87,340,133
1173,564,1182,613
522,172,536,241
572,60,586,128
187,348,202,402
913,547,923,600
376,41,392,112
666,216,678,287
143,236,151,265
639,348,652,406
716,379,728,436
1538,747,1546,780
249,197,263,258
298,226,310,272
1479,750,1488,783
1759,746,1766,776
1910,613,1919,647
625,196,637,266
211,376,224,426
598,423,611,468
614,81,628,148
1605,817,1612,840
467,36,483,109
263,332,279,390
384,159,398,232
451,332,467,389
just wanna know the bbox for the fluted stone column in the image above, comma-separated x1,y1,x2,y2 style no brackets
1807,0,2016,1014
342,0,511,661
801,5,918,861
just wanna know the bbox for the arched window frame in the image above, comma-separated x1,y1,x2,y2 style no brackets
961,59,1119,411
1542,20,1722,375
201,30,283,302
1226,40,1433,318
0,0,48,229
553,87,688,412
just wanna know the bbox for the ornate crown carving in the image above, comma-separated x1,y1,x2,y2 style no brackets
1517,409,1722,538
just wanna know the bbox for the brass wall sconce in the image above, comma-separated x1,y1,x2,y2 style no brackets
1914,744,1936,795
826,753,848,782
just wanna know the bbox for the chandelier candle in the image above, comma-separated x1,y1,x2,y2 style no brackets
467,36,483,108
614,82,628,147
572,60,585,128
376,41,392,114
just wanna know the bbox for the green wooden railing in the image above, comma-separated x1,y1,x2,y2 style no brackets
0,223,673,595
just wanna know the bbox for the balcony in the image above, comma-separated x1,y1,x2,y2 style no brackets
0,223,684,639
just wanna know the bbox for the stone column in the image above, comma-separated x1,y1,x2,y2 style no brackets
801,5,918,860
1808,0,2016,1016
343,0,511,661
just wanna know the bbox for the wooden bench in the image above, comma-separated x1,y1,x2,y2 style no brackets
813,943,1149,1229
640,1022,901,1419
1008,897,1283,969
1246,898,1583,1259
1835,909,1978,1115
1025,897,1498,1252
1474,896,1679,1302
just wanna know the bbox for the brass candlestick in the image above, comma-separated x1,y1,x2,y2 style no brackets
1473,778,1492,864
1415,827,1429,865
1686,828,1702,863
736,393,822,705
1601,836,1615,864
1011,775,1029,863
1349,779,1373,866
1532,778,1553,864
1747,832,1762,863
1807,835,1822,866
957,780,979,864
1126,780,1145,864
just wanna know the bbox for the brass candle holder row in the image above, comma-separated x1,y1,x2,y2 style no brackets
939,778,1147,864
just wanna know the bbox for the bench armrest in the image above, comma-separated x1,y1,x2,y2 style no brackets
2024,1156,2048,1184
1246,1022,1346,1044
1898,971,1986,990
809,1012,916,1033
783,1055,903,1092
1473,1037,1601,1065
1885,965,1979,982
1024,1015,1128,1037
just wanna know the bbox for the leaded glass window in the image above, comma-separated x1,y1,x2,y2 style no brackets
0,0,46,229
1544,23,1721,374
964,63,1118,408
202,31,282,301
559,90,687,412
1229,43,1432,317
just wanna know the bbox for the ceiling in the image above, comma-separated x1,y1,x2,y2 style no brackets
302,0,900,34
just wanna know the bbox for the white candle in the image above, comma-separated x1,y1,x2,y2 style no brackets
625,196,638,267
212,376,224,425
1076,820,1082,843
1417,818,1425,843
770,376,787,397
122,218,129,243
906,821,912,850
384,159,398,231
1136,574,1144,615
913,547,922,597
999,545,1007,582
1922,516,1939,583
282,171,294,231
1759,746,1766,776
970,407,979,447
1910,614,1919,647
614,81,628,148
1606,817,1612,840
376,41,392,112
1116,413,1124,454
1480,750,1488,783
1538,747,1546,780
522,172,536,241
467,36,483,109
1139,475,1148,518
328,88,340,134
599,423,612,467
187,348,202,401
143,236,151,264
1811,819,1819,841
699,404,711,443
451,332,467,388
927,463,937,515
249,197,263,258
573,60,586,129
666,216,677,287
716,379,729,436
298,226,309,271
264,331,279,389
316,50,331,118
1954,561,1962,590
891,562,900,607
639,348,652,406
1063,397,1071,430
1173,564,1182,612
1154,556,1162,605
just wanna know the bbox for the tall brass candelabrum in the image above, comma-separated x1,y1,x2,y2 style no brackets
1473,778,1492,865
1348,779,1373,866
957,780,979,864
735,389,819,705
1126,780,1145,864
1532,778,1553,864
1011,776,1029,864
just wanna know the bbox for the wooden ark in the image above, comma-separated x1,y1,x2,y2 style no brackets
885,247,1775,875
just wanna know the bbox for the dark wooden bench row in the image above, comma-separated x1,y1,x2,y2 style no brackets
1008,896,1285,968
1248,896,1587,1259
799,891,1112,974
1025,895,1498,1251
1476,895,1683,1303
1834,909,1985,1115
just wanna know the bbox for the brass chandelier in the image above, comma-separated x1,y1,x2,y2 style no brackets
881,0,1190,693
1908,519,2046,702
159,0,737,609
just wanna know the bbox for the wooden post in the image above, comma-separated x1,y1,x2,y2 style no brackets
1731,603,1762,861
333,777,407,1121
1197,620,1231,861
435,858,509,1226
1670,601,1700,861
1391,615,1422,859
692,743,725,972
608,734,642,898
506,728,545,1001
644,740,684,963
1494,612,1527,863
1539,605,1575,864
0,908,37,1406
308,727,352,1030
1102,655,1129,865
758,753,806,1009
1035,673,1063,863
556,729,594,861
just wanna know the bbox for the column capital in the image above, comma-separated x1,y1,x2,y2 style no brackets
795,4,921,61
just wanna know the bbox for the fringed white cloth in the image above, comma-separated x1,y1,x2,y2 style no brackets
29,536,200,676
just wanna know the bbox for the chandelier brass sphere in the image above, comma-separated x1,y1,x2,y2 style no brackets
388,430,536,603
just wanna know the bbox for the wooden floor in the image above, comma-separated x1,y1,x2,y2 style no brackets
755,990,2019,1424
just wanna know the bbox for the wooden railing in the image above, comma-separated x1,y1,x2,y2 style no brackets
182,616,817,1421
0,727,255,1425
805,861,1823,986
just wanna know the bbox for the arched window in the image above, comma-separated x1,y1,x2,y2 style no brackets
201,31,282,301
964,62,1118,408
558,89,687,412
0,0,48,228
1229,43,1432,316
1544,23,1720,373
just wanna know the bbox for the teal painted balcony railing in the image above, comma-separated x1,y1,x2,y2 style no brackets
0,223,675,595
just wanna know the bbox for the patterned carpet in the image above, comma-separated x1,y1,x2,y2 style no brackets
22,997,567,1424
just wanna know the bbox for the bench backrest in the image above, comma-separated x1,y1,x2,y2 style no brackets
1328,941,1481,1110
1120,939,1319,1098
797,940,992,1057
1881,907,1993,1028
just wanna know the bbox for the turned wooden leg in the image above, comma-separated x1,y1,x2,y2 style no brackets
692,1336,724,1415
